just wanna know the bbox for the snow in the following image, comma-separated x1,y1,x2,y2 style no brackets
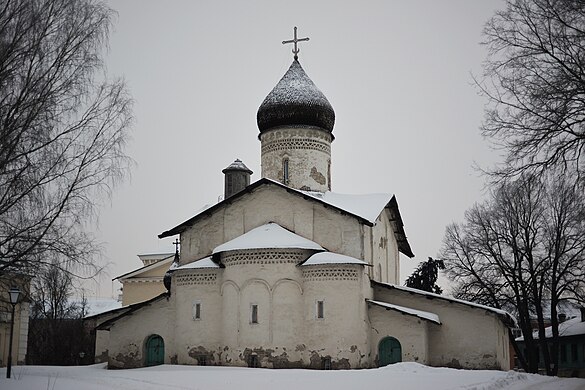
77,298,122,317
2,362,584,390
213,222,324,253
377,282,516,324
300,190,392,224
517,317,585,341
367,299,441,324
302,252,368,266
223,159,252,173
172,256,219,270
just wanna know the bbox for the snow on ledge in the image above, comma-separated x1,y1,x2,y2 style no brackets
173,256,219,270
301,252,368,266
367,299,441,324
373,281,516,325
213,222,324,254
300,190,392,224
517,316,585,341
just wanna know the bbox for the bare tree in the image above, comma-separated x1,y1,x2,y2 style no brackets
478,0,585,181
28,260,92,365
441,174,585,375
0,0,132,281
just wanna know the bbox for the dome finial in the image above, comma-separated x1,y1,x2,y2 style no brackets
282,26,309,60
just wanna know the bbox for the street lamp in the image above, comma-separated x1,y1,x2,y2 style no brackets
6,286,20,379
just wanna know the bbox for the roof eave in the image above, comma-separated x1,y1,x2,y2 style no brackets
158,178,375,239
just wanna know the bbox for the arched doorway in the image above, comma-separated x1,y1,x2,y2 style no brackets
378,336,401,366
145,334,164,366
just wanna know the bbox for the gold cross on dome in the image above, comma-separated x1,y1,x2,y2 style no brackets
282,26,309,60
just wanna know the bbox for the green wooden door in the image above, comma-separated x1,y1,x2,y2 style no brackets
378,337,402,366
146,335,164,366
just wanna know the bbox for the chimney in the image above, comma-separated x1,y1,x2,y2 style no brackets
222,159,253,199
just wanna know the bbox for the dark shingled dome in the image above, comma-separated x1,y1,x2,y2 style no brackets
257,60,335,133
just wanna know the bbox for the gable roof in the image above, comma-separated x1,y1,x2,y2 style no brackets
372,280,516,327
93,292,170,330
159,178,414,257
213,222,324,254
367,299,442,324
113,254,174,281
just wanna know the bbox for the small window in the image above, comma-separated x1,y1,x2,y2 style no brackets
249,354,259,368
322,356,332,370
193,301,201,320
316,300,324,319
251,304,258,324
571,344,578,362
283,159,289,185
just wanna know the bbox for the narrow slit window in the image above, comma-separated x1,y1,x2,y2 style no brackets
193,301,201,320
317,300,324,319
251,304,258,324
283,159,289,185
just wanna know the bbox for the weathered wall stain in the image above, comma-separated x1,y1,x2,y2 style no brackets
310,167,326,185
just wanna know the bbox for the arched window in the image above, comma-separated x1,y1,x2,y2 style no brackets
283,158,289,185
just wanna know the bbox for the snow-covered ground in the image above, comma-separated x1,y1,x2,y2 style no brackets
1,363,584,390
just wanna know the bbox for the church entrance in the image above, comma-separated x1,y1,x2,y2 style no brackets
145,334,164,366
378,336,401,366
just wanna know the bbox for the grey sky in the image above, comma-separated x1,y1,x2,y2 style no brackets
90,0,505,297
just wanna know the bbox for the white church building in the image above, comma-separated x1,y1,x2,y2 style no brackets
92,38,514,370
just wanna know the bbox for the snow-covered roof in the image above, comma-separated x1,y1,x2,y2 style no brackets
300,190,392,225
372,281,516,326
113,255,175,281
301,252,368,266
158,178,413,258
137,253,174,262
213,222,324,254
222,159,252,174
171,256,220,270
81,298,123,317
516,316,585,341
367,299,441,324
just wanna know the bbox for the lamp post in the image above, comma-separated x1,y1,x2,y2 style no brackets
6,286,20,379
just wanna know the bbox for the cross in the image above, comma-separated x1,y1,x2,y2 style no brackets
172,238,180,253
282,26,309,60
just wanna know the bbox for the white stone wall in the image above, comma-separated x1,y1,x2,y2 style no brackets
180,185,366,264
174,269,222,365
260,127,332,192
368,305,430,365
168,248,372,368
373,285,511,370
106,295,175,368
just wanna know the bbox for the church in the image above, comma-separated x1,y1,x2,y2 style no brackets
92,31,514,370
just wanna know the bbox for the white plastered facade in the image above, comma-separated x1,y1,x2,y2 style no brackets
92,57,512,371
94,183,511,370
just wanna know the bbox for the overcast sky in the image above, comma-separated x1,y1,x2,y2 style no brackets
88,0,506,298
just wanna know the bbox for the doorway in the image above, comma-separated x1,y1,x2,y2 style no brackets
378,336,402,366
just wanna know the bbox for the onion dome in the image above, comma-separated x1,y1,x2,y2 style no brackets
257,60,335,133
